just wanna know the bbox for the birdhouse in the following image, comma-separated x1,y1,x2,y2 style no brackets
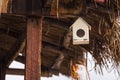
72,17,90,45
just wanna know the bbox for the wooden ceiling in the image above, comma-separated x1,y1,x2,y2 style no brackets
0,13,85,76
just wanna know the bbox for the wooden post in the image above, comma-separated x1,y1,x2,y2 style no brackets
0,62,6,80
1,0,8,13
25,17,42,80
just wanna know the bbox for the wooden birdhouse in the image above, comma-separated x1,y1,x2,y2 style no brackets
72,17,90,45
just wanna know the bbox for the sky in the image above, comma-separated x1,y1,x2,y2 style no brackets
6,53,120,80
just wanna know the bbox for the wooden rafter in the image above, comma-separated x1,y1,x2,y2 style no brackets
4,32,26,67
6,68,24,75
52,53,65,70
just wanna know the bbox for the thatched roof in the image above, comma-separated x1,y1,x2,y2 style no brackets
0,0,120,78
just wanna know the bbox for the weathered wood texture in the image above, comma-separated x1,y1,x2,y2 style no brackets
0,14,85,77
1,0,8,13
50,0,86,17
1,0,86,17
4,33,26,67
0,14,26,65
25,18,42,80
0,62,6,80
1,0,42,15
26,0,42,15
6,68,24,75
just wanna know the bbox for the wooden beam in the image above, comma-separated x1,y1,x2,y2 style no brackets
25,17,42,80
26,0,42,15
6,68,24,75
1,0,43,15
6,67,56,77
1,0,8,13
6,67,52,77
50,0,86,17
0,62,6,80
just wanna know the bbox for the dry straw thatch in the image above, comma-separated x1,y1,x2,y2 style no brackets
81,0,120,75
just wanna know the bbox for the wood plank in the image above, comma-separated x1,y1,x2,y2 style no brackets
0,62,6,80
1,0,42,15
25,17,42,80
26,0,42,15
0,34,17,51
0,29,21,38
15,56,25,64
6,67,53,77
4,33,26,67
50,0,86,17
6,68,24,75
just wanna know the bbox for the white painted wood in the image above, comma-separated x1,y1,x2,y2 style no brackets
72,17,90,45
